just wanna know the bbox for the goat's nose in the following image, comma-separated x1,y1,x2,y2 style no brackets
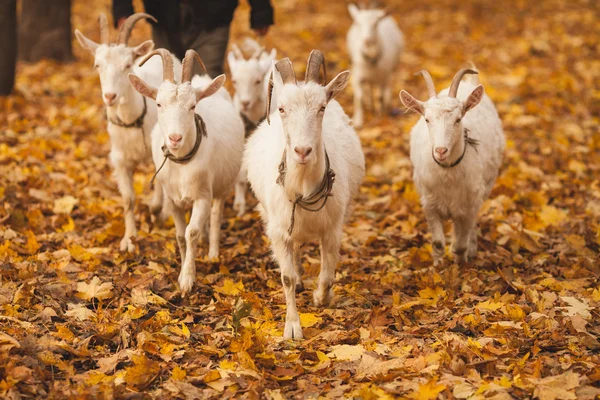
241,100,250,108
294,146,313,159
104,93,117,102
169,134,182,143
435,147,448,156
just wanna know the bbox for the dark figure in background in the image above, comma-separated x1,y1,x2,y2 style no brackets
113,0,274,78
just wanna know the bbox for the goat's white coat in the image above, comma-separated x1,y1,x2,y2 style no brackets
227,38,277,216
407,75,505,265
347,6,404,127
245,76,365,340
75,31,182,252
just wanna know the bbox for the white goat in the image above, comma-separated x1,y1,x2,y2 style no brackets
129,49,244,295
244,51,365,339
227,38,277,216
399,69,505,265
347,3,404,128
75,14,182,252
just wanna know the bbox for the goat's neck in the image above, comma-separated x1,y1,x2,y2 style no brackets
107,84,145,125
239,95,267,123
167,114,199,159
283,142,326,200
442,130,467,166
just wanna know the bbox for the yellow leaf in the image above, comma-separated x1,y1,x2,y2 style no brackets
215,278,244,296
411,379,446,400
76,276,114,301
24,231,40,255
60,217,75,232
53,195,78,214
538,205,567,229
171,366,186,381
327,344,365,362
125,354,160,389
299,313,322,328
65,303,96,321
418,287,446,306
130,288,167,307
476,300,504,313
0,332,20,353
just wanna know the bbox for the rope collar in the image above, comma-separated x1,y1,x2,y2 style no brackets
106,96,147,128
150,114,207,188
432,128,479,169
276,149,336,235
240,111,265,139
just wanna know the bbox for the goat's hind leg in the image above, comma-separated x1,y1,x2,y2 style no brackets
292,242,305,292
114,165,136,252
314,232,341,307
272,236,302,340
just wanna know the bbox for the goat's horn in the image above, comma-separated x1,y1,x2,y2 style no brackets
98,13,110,44
182,49,207,83
232,44,243,60
139,49,174,83
118,13,157,45
305,49,326,84
415,70,437,99
251,47,265,60
448,68,478,98
275,58,296,85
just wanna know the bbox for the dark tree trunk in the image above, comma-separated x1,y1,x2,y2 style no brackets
0,0,18,95
19,0,73,62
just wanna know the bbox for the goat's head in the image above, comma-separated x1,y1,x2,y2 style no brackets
399,69,484,163
348,4,389,58
267,50,350,165
227,45,277,112
75,13,155,107
128,49,225,152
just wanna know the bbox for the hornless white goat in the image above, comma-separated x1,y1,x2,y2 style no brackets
75,14,182,252
244,51,365,339
129,49,244,295
347,3,404,128
399,69,505,265
227,38,277,216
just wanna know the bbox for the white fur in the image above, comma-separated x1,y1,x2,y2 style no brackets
74,29,182,252
244,65,365,340
140,73,244,296
347,4,404,127
227,38,277,216
404,73,505,265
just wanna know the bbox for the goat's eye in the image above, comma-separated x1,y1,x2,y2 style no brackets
319,105,326,113
455,118,461,124
125,64,132,69
94,64,99,69
279,107,285,114
425,118,430,123
157,104,161,108
255,80,261,85
232,80,237,85
190,105,195,111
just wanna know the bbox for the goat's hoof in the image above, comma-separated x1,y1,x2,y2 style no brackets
296,281,305,292
283,319,303,340
207,250,219,260
233,201,246,216
313,286,333,307
178,270,196,296
120,237,134,252
453,248,468,266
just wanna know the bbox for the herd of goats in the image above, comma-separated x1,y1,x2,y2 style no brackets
73,5,505,339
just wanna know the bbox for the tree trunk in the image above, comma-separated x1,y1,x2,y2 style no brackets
19,0,73,62
0,0,18,95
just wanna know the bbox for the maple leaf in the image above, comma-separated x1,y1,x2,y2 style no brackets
76,276,114,301
299,313,322,328
558,296,592,319
64,303,95,321
327,344,366,362
215,278,244,296
411,379,446,400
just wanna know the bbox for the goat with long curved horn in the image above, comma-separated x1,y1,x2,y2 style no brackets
266,58,296,124
139,49,174,83
181,49,207,83
98,13,110,45
416,70,437,99
118,13,157,46
448,68,478,98
305,49,327,84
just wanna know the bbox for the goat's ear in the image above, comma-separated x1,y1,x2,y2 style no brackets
463,84,484,115
325,70,350,102
133,40,154,57
195,74,225,102
128,73,157,100
74,29,99,55
399,90,424,115
226,50,237,70
348,4,360,20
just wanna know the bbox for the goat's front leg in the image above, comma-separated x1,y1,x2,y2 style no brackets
452,213,476,266
179,197,211,296
233,169,247,217
425,209,445,266
292,242,304,292
468,224,478,261
382,80,392,114
208,197,224,259
149,182,168,223
352,74,365,128
272,236,302,340
114,165,136,252
364,82,374,112
314,232,341,307
169,198,187,266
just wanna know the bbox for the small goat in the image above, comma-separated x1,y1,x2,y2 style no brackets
244,50,365,339
75,14,182,252
129,49,244,295
347,3,404,128
227,38,277,216
399,69,505,265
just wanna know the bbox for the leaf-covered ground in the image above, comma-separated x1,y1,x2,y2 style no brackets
1,0,599,398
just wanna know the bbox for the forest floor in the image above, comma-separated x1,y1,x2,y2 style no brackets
1,0,599,398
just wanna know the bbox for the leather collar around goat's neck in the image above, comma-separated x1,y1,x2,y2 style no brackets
106,96,147,129
432,128,480,169
240,111,265,139
276,149,336,235
150,114,207,189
